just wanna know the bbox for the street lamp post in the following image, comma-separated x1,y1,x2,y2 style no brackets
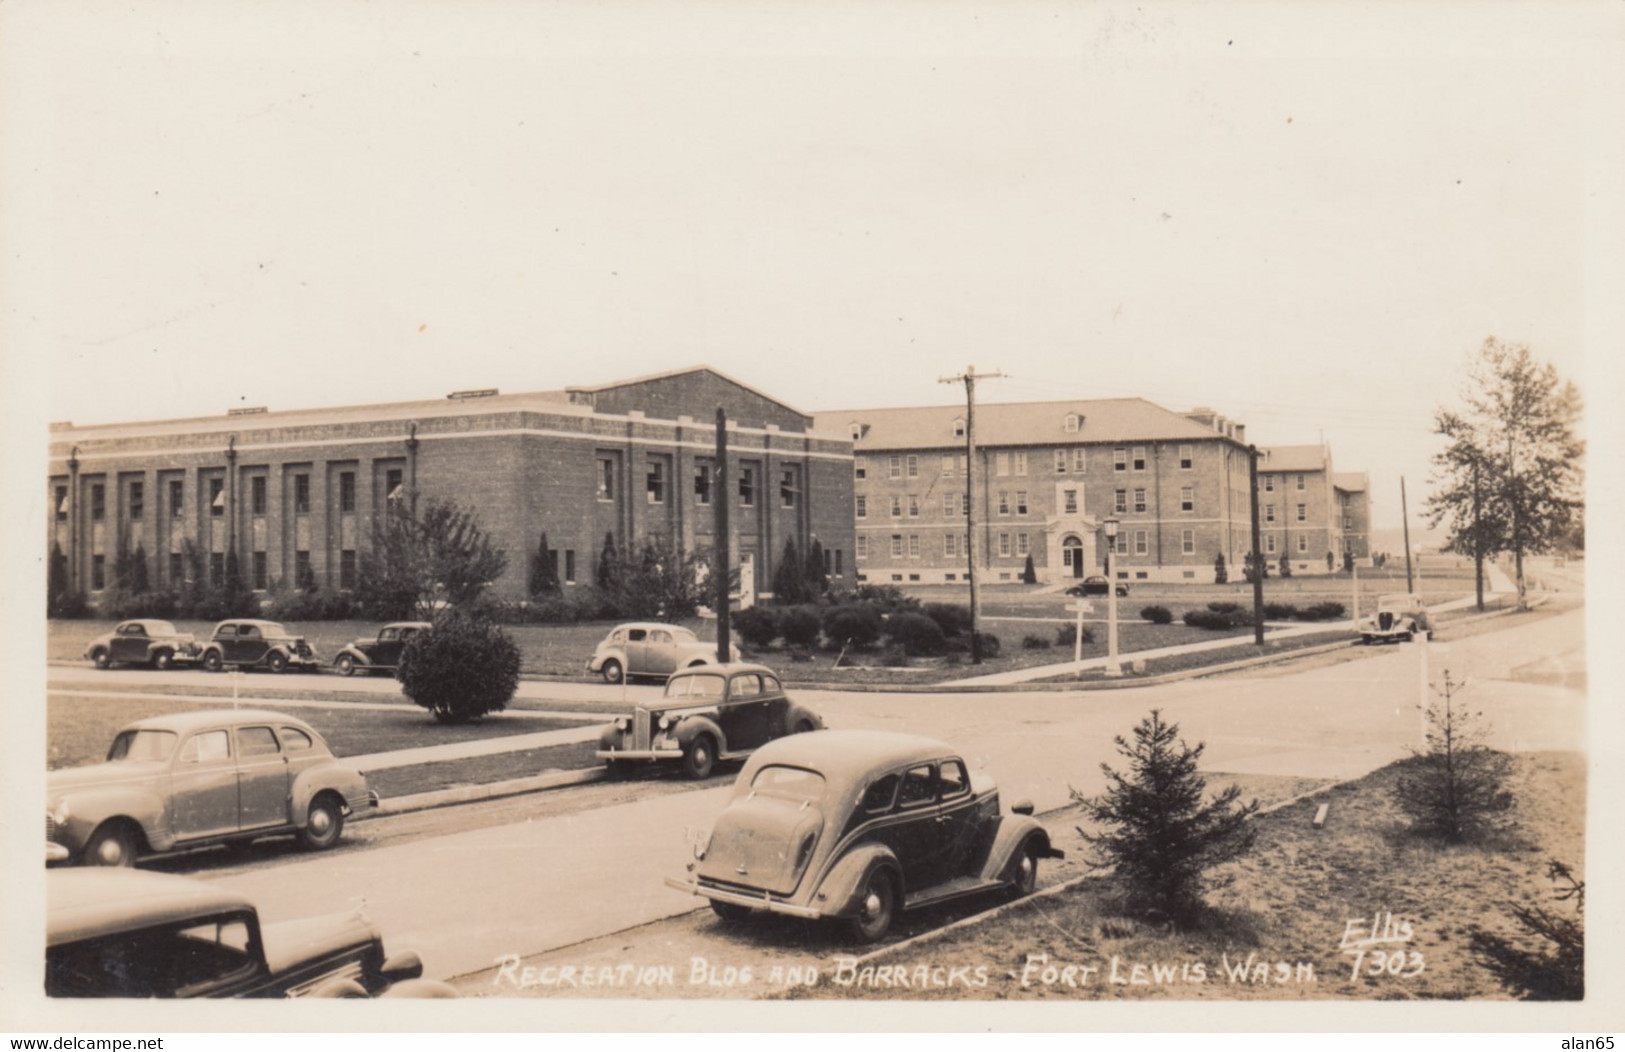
1103,517,1121,677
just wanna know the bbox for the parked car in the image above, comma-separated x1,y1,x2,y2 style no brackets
587,622,740,684
1357,593,1432,644
666,730,1064,942
198,619,320,673
1065,575,1130,598
83,620,200,670
47,709,376,867
47,868,454,998
596,662,823,779
332,621,431,676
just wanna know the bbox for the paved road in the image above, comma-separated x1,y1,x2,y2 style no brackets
194,607,1583,982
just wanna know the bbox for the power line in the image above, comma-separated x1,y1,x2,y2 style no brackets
939,366,1005,665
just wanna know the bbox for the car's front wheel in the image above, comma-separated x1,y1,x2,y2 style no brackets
710,900,754,923
151,649,173,671
335,653,357,676
846,868,897,943
682,735,716,780
202,650,224,672
601,659,624,685
90,648,111,670
83,821,141,868
297,793,345,851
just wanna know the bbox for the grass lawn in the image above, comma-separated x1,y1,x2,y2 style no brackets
364,742,600,799
47,694,588,770
786,751,1584,1001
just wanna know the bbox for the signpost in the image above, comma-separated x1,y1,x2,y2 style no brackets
1066,600,1093,672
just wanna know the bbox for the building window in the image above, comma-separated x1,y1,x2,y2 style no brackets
890,495,902,518
209,552,224,585
957,454,967,476
564,550,576,584
694,464,712,506
995,452,1010,476
945,532,958,558
1013,451,1028,475
1297,534,1309,553
909,535,920,558
889,455,902,479
942,454,955,477
942,492,956,516
857,535,869,560
998,533,1011,557
1132,447,1146,471
596,458,615,501
906,455,919,478
1135,530,1148,556
1133,488,1147,513
1265,504,1276,523
208,479,223,517
55,485,68,521
908,494,920,517
961,493,970,516
1180,486,1194,512
386,468,404,502
1264,475,1275,492
1064,413,1080,432
169,479,184,519
646,461,665,504
1182,529,1195,555
1296,474,1306,490
250,477,266,516
833,550,842,576
997,491,1009,516
252,551,267,590
738,466,756,506
1015,491,1028,515
294,551,312,589
339,472,356,513
1266,535,1277,554
1017,532,1030,556
952,418,966,438
1115,533,1128,555
891,535,903,558
1114,489,1127,514
129,481,144,521
1113,447,1127,472
1296,503,1307,523
781,469,798,508
91,483,106,521
169,552,183,584
854,457,867,480
1345,516,1353,530
1054,449,1067,474
1072,448,1086,473
1179,444,1194,470
89,554,105,590
293,475,309,514
856,495,868,519
1063,489,1078,515
340,550,357,589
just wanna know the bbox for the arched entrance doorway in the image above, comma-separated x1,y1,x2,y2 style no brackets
1061,535,1083,578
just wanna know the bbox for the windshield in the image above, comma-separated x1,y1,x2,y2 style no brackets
145,621,178,636
665,673,725,699
107,729,179,763
750,765,827,803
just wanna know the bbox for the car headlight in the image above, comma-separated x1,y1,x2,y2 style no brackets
51,799,71,825
615,717,630,733
659,715,673,731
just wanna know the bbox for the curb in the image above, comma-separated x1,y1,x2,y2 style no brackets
368,765,607,818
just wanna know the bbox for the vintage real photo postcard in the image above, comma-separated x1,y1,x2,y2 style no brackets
2,0,1621,1035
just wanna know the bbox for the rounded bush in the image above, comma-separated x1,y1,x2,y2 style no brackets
821,602,884,649
732,606,781,649
1182,609,1238,630
974,632,1002,659
885,611,947,656
397,611,521,724
1207,601,1243,615
778,605,823,649
1055,623,1094,647
878,644,911,668
1301,601,1347,621
1021,634,1051,650
1262,602,1299,621
921,602,972,638
1139,605,1173,625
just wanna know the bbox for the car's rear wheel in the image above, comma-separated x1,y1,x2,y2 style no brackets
297,793,345,851
266,651,288,674
202,650,224,672
792,720,816,734
83,821,140,868
90,648,111,670
151,649,173,671
846,868,897,943
601,659,624,685
710,900,754,923
1008,841,1041,899
682,735,716,780
335,654,357,676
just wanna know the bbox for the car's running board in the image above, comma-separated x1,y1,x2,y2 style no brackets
903,877,1004,911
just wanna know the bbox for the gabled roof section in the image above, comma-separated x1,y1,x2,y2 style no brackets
564,365,809,419
812,398,1241,451
1260,445,1329,472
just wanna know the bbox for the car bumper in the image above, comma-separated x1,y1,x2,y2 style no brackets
663,876,823,919
596,747,682,762
46,841,70,865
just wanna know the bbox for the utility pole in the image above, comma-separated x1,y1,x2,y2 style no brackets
1248,445,1264,646
1401,475,1415,595
940,365,1005,664
1471,459,1483,611
714,408,731,664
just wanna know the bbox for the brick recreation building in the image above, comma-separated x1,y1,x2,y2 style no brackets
813,399,1370,587
48,367,854,605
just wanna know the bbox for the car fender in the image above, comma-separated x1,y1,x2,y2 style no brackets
785,703,824,732
979,816,1062,883
673,715,727,754
588,646,627,672
290,766,370,823
815,843,902,919
334,645,373,667
55,788,171,853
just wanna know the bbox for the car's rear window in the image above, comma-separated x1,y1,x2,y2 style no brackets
107,729,178,763
750,765,826,802
665,673,725,699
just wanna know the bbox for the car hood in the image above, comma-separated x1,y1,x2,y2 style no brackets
261,911,383,979
48,761,167,794
697,795,824,897
641,697,727,717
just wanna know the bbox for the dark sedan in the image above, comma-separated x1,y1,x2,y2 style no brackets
1065,575,1130,598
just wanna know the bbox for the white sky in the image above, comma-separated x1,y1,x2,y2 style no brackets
3,1,1618,534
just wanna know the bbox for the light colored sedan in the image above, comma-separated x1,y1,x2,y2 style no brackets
586,622,739,684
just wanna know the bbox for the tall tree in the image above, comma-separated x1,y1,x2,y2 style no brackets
771,538,810,605
356,498,508,620
529,531,561,598
1427,339,1583,609
805,537,829,596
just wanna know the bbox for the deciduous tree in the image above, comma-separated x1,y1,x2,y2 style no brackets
356,498,508,620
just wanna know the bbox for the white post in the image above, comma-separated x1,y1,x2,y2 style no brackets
1105,552,1122,677
1066,600,1091,675
1352,562,1359,621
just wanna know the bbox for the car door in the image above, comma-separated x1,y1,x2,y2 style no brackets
756,675,791,739
111,624,148,664
720,672,771,750
623,628,649,675
370,627,401,667
230,624,267,665
168,729,239,840
932,758,984,875
234,725,291,829
890,764,947,892
644,629,679,677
